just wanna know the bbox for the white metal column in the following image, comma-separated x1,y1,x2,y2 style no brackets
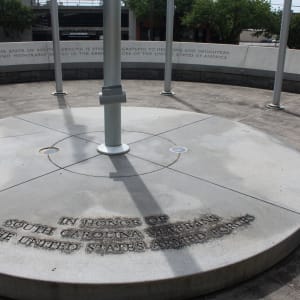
161,0,175,96
267,0,292,109
129,10,137,40
51,0,65,95
97,0,129,155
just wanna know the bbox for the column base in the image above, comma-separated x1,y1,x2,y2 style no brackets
266,103,285,110
160,91,176,96
97,144,130,156
52,91,68,96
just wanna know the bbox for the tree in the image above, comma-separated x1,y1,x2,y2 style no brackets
124,0,196,40
288,13,300,49
257,9,280,40
182,0,277,44
175,0,196,15
124,0,167,40
173,0,197,41
124,0,195,18
0,0,33,37
124,0,166,19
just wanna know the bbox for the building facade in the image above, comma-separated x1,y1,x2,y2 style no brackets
1,1,136,42
31,1,136,41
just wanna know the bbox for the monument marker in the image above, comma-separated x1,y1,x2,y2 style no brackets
0,213,255,256
0,1,299,299
0,103,299,299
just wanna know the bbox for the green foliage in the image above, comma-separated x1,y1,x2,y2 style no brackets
182,0,277,43
261,10,281,38
175,0,196,15
124,0,195,18
182,0,215,32
124,0,196,40
124,0,167,40
0,0,33,37
123,0,166,19
288,14,300,49
124,0,284,45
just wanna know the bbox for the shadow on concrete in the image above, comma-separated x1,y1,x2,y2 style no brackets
170,95,205,114
283,109,300,119
56,94,68,109
109,154,201,276
54,95,90,166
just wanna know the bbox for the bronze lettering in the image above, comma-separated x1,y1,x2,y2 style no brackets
60,228,144,242
3,219,56,236
144,215,169,226
148,214,254,251
0,228,16,242
80,217,142,229
58,217,78,226
3,213,254,255
85,241,147,255
18,236,81,254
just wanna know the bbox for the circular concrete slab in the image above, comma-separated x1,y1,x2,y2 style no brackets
0,107,299,300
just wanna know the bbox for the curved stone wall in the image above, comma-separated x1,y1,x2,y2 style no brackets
0,41,299,92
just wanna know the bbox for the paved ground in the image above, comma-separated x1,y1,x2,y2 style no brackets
0,79,299,300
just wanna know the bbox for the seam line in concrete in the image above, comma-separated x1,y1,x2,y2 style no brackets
58,133,100,146
128,152,181,169
0,132,44,139
47,152,167,178
168,167,300,216
61,116,213,149
156,115,214,136
236,109,266,122
71,132,173,148
125,151,300,216
127,116,214,146
45,151,178,179
14,116,71,136
72,148,300,216
56,155,167,178
48,154,101,170
0,169,61,194
0,153,102,193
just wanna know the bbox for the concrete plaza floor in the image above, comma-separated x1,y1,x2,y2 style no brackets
0,79,299,300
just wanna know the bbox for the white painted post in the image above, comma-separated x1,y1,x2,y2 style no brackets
50,0,65,95
161,0,175,96
267,0,292,110
129,10,137,40
97,0,129,155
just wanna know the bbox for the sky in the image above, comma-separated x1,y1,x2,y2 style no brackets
271,0,300,12
40,0,300,13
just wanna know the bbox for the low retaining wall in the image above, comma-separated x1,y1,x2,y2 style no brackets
0,41,300,92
